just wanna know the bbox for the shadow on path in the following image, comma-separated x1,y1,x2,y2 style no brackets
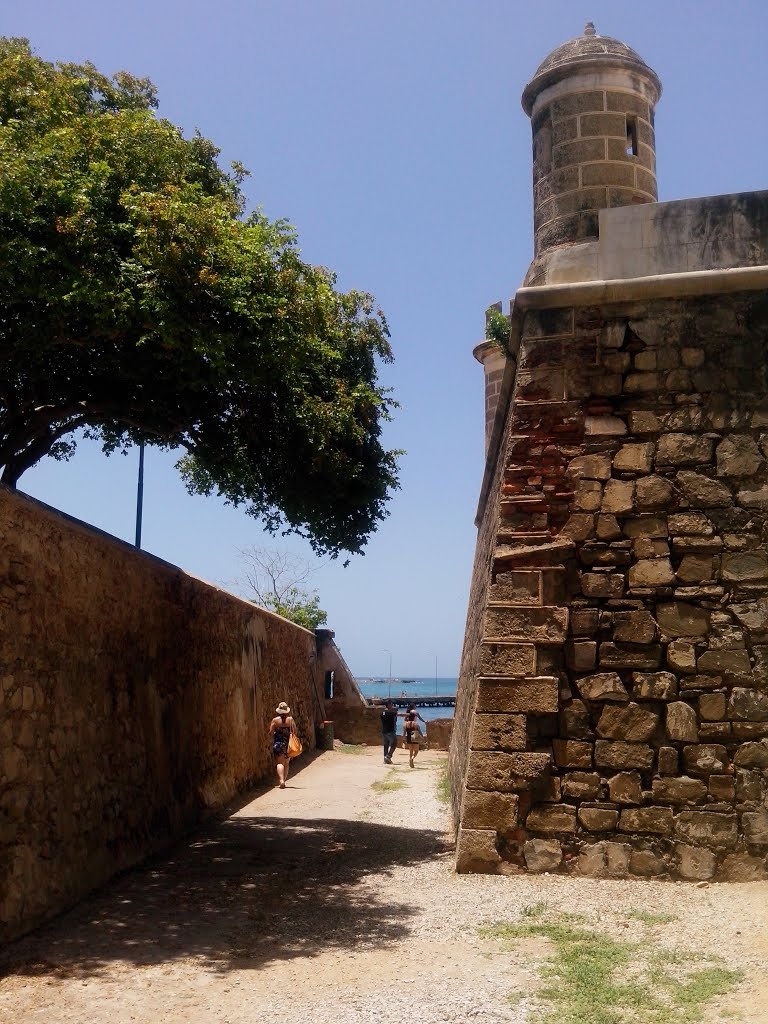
1,812,451,980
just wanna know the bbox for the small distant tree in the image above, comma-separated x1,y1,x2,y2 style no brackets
236,547,327,630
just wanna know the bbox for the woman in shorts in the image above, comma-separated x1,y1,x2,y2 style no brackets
402,710,422,768
269,701,297,788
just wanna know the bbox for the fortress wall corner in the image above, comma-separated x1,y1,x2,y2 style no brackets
451,289,768,882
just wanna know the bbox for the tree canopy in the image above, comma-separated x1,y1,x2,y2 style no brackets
0,38,399,557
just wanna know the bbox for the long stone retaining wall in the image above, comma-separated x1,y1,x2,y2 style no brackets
0,486,328,943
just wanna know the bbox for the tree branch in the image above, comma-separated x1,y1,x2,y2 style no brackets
0,415,91,485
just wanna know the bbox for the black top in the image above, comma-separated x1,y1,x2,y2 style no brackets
381,708,398,732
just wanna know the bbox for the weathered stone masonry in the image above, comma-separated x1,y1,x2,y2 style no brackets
455,290,768,881
0,486,334,943
451,24,768,881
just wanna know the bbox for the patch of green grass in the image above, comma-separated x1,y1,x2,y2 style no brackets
522,900,550,919
519,902,587,925
657,965,743,1006
482,910,743,1024
626,908,678,925
337,743,368,755
560,911,588,924
486,919,600,947
650,949,707,967
371,776,406,793
436,764,451,805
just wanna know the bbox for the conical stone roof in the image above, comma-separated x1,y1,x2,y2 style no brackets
522,22,661,115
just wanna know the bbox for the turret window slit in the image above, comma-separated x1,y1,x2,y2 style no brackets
626,116,638,156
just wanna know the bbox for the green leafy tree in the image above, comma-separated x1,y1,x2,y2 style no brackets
235,547,327,630
261,589,327,631
0,38,399,557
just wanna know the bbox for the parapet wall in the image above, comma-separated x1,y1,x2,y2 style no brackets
526,190,768,289
0,487,326,943
452,288,768,881
597,190,768,281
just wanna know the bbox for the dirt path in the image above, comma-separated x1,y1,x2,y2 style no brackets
1,746,767,1024
0,749,510,1024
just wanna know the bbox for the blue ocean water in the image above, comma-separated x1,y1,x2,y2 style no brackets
356,677,458,721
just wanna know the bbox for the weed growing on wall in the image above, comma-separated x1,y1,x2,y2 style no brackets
436,763,451,806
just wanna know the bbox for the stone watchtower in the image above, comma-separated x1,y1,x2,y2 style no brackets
525,22,660,272
451,24,768,882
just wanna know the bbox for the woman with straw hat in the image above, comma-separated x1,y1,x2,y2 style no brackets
269,701,297,789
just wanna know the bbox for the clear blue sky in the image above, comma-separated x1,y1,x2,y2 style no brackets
7,1,768,677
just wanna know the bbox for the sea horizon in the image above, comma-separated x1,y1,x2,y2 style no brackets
355,675,457,692
355,676,458,721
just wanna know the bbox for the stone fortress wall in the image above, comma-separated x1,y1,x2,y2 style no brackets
454,287,768,881
451,24,768,881
449,392,509,832
0,486,332,943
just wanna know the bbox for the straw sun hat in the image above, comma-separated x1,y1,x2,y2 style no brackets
276,702,291,715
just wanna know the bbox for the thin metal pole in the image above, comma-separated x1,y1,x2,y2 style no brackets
135,443,145,548
383,648,392,699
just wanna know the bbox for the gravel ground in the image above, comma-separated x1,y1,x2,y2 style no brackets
1,746,767,1024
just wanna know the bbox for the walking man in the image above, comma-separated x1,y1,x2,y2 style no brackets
381,699,398,764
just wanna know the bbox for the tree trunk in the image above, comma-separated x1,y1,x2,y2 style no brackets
0,463,20,487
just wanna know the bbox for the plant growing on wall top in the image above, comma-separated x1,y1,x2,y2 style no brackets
485,306,510,353
0,38,400,558
235,547,327,630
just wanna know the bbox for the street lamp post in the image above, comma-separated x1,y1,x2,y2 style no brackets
382,648,392,699
135,442,145,548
